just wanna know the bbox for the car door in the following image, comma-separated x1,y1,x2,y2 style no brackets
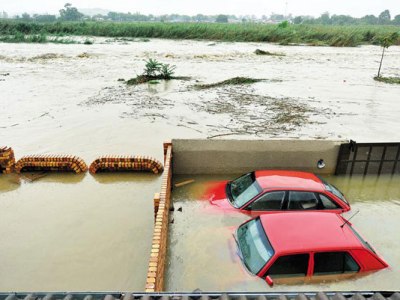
243,191,286,215
261,253,311,284
311,251,360,282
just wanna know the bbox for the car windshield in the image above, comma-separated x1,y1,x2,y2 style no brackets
236,218,275,275
228,172,262,208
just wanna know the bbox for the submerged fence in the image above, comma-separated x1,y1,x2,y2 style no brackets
335,141,400,175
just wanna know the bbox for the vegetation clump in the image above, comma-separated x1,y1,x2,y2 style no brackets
83,38,93,45
373,76,400,84
194,77,263,89
254,49,286,56
1,20,400,47
126,58,185,85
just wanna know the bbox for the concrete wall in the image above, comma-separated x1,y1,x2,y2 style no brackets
172,139,346,175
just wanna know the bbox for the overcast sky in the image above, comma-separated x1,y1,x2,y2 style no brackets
1,0,399,17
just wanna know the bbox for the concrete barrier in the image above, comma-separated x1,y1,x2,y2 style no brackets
89,156,164,174
0,146,15,174
15,155,87,174
172,139,345,175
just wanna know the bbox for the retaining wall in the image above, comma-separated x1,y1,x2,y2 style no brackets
172,139,345,175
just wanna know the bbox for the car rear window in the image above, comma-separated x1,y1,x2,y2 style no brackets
347,224,376,254
317,176,348,205
228,172,262,208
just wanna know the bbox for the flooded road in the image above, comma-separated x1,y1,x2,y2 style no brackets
166,174,400,291
1,38,400,291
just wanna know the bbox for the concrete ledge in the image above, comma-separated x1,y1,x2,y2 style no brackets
172,139,346,175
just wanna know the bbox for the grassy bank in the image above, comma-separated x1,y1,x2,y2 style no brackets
0,20,399,46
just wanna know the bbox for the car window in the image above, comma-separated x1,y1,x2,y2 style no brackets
247,191,285,211
319,194,339,209
314,252,360,275
288,191,318,210
266,254,309,278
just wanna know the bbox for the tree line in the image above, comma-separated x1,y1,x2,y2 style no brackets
1,3,400,25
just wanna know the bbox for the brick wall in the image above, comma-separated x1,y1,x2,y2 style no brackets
0,146,15,174
89,156,164,174
14,155,87,174
145,142,172,292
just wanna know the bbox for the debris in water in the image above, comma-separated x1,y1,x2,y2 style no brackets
175,179,195,187
77,52,91,58
254,49,286,56
19,172,48,182
194,77,264,90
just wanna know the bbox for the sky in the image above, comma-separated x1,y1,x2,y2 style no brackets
1,0,399,18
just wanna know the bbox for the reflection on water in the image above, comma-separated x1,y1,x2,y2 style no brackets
166,174,400,291
0,173,160,291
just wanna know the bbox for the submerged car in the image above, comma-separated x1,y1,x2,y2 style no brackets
207,170,350,215
234,212,388,286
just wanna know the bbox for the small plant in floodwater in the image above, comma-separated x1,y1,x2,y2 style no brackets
126,58,183,85
159,63,176,79
144,58,162,77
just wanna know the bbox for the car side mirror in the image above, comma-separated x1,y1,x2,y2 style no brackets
265,275,274,287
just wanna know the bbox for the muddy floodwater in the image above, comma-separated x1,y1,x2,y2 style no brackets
167,174,400,291
1,38,400,291
0,173,160,291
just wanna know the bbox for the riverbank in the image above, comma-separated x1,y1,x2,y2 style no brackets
0,20,399,46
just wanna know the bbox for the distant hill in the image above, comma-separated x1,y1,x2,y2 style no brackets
78,8,110,17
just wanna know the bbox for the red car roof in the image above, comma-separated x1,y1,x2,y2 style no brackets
255,170,325,192
259,212,364,254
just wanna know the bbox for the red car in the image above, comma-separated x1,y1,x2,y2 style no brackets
207,170,350,215
234,212,388,286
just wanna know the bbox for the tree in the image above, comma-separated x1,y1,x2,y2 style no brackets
319,12,331,25
59,3,83,21
378,10,391,24
377,32,399,77
34,14,56,22
293,16,303,24
360,14,378,25
215,14,228,23
0,11,8,19
21,12,31,21
393,15,400,25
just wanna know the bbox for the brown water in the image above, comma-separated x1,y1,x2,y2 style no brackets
0,173,160,291
166,174,400,291
1,38,400,291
